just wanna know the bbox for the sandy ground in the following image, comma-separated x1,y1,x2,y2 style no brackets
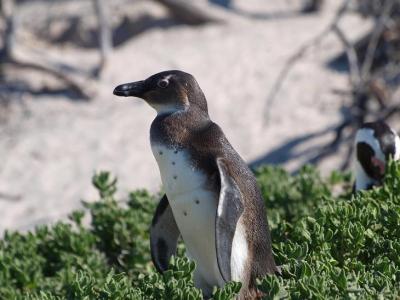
0,0,372,232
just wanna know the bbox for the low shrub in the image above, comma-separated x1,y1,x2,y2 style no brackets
0,162,399,299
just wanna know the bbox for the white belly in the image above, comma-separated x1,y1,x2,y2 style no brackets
151,143,225,288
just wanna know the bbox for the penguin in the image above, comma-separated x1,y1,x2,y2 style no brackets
354,121,400,192
113,70,278,299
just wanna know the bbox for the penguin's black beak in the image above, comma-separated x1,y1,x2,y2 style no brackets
113,81,146,98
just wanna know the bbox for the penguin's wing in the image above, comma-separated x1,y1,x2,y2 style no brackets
150,194,180,273
215,158,245,282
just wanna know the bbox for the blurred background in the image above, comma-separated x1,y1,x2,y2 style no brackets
0,0,399,232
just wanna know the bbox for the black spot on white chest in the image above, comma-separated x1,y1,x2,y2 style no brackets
151,144,223,285
151,144,208,196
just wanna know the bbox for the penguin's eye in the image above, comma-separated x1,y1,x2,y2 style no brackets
157,79,169,89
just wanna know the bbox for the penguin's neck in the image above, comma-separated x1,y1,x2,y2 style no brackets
355,161,378,191
150,105,210,147
151,102,187,116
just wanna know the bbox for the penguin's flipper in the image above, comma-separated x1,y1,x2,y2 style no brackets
150,194,180,273
215,158,245,282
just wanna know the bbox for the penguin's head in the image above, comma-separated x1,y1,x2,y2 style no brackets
113,70,207,115
354,121,400,191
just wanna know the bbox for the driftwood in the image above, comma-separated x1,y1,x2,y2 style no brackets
314,0,399,169
326,0,397,169
264,0,350,122
154,0,221,25
1,0,220,100
0,0,17,61
92,0,112,77
5,58,91,100
0,191,22,202
302,0,324,13
264,0,400,170
0,0,92,100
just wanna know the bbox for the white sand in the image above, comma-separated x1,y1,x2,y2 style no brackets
0,0,371,232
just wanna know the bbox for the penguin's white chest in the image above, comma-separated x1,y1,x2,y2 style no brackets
151,144,225,288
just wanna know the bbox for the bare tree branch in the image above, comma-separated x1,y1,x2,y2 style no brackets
92,0,113,77
332,24,361,88
154,0,221,25
263,0,400,171
6,58,91,100
0,191,22,202
0,0,17,60
263,0,351,123
0,0,91,100
360,0,394,82
302,0,324,13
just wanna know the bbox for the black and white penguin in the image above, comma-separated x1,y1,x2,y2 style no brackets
354,121,400,191
113,70,277,299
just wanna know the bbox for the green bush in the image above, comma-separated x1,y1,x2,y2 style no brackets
0,162,399,299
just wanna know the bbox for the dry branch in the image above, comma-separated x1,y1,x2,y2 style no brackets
154,0,221,25
6,58,91,100
0,0,92,100
0,191,22,202
263,0,351,123
92,0,112,77
264,0,399,170
302,0,324,13
360,0,394,82
332,25,361,88
309,0,398,169
0,0,17,60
